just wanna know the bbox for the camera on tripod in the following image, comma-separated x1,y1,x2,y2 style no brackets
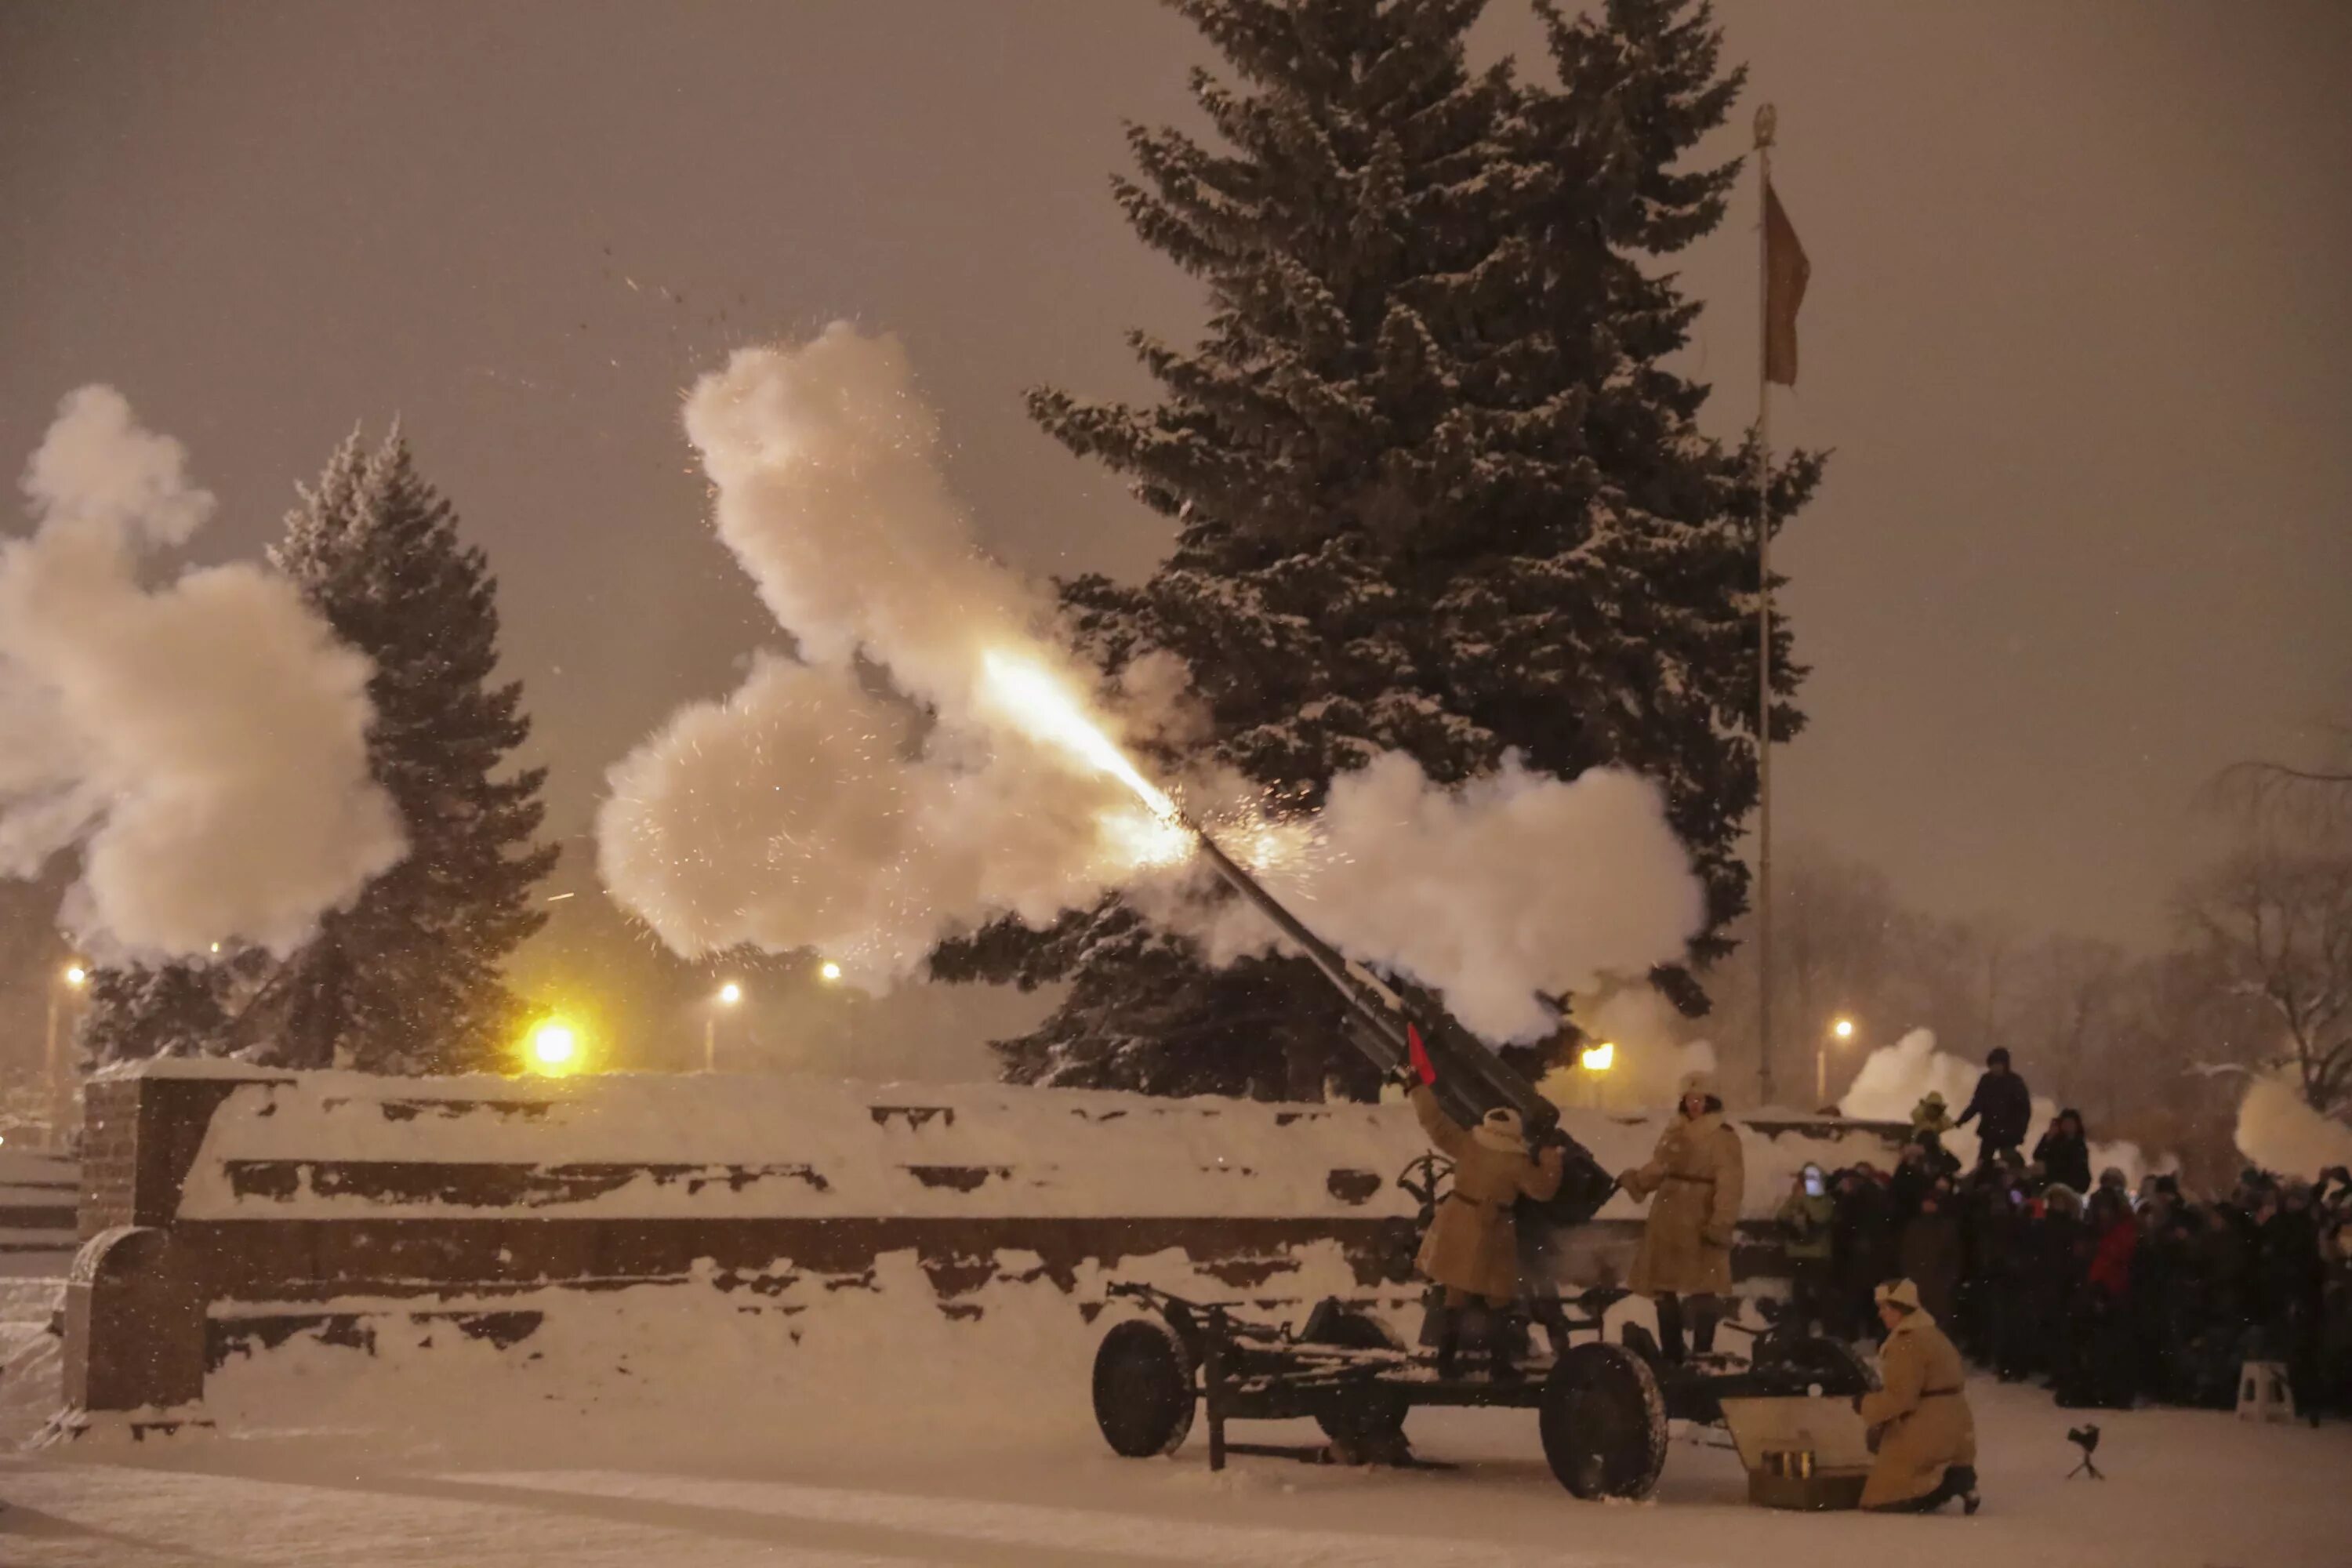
2066,1423,2103,1480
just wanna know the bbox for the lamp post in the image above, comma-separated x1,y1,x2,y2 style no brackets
1819,1016,1856,1109
705,981,743,1073
44,963,89,1152
1577,1040,1614,1111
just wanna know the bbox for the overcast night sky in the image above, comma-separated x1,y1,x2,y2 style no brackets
4,0,2348,1035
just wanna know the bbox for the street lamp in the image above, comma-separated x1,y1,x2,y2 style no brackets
1820,1016,1857,1109
45,963,90,1152
818,961,841,983
527,1019,579,1073
705,981,743,1073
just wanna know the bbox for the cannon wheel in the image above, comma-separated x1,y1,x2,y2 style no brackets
1093,1317,1197,1457
1540,1342,1668,1500
1755,1331,1878,1399
1306,1309,1411,1454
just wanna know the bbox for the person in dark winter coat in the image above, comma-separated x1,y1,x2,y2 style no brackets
1899,1174,1966,1323
2061,1187,2141,1409
1833,1168,1898,1341
1955,1048,2033,1163
2033,1109,2094,1197
2256,1182,2326,1412
2025,1185,2087,1382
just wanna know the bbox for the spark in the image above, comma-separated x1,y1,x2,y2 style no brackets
977,650,1178,820
1098,806,1194,871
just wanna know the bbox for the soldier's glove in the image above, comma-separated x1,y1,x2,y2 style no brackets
1701,1222,1736,1249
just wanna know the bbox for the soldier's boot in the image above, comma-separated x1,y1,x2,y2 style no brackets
1431,1307,1462,1379
1488,1330,1525,1383
1656,1295,1688,1364
1690,1298,1721,1359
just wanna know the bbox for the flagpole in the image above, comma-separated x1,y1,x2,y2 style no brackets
1753,103,1777,1109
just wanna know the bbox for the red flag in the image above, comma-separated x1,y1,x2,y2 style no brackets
1406,1023,1436,1086
1764,180,1809,387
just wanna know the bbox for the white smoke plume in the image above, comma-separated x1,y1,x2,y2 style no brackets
1531,987,1718,1110
2234,1073,2352,1181
1179,756,1705,1043
600,325,1707,1024
0,387,405,959
1841,1027,2167,1185
597,328,1178,983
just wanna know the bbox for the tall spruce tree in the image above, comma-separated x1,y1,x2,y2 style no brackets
935,0,1820,1097
242,430,557,1072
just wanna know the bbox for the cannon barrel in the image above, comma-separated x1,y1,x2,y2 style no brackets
1183,820,1617,1229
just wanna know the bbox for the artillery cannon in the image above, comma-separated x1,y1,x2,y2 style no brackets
1087,821,1874,1499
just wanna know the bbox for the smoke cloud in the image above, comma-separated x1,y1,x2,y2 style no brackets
1841,1027,2165,1185
597,328,1175,983
0,387,405,958
1184,756,1705,1043
601,326,1706,1025
2234,1073,2352,1181
1532,988,1719,1110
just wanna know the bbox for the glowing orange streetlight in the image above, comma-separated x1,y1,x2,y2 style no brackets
1820,1017,1858,1108
524,1018,582,1075
705,982,744,1072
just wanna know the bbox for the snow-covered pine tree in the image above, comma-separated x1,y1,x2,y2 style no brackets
247,430,557,1073
78,960,238,1066
938,0,1821,1098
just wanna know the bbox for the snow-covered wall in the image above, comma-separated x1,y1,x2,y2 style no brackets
161,1065,1897,1227
52,1065,1903,1433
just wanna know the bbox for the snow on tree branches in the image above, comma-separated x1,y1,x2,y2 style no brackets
942,0,1825,1097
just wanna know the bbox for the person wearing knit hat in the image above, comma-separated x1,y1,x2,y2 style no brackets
1403,1082,1567,1377
1858,1277,1981,1513
1616,1068,1744,1363
1955,1047,2033,1166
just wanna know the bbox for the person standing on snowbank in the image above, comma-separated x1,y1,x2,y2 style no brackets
1618,1069,1745,1363
1858,1278,1981,1514
1404,1080,1566,1375
1955,1047,2032,1165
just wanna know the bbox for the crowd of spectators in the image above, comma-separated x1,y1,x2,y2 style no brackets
1777,1051,2352,1421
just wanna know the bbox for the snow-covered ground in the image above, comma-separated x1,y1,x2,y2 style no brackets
5,1249,2346,1568
5,1381,2347,1566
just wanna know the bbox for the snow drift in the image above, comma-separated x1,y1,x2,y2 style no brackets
0,387,404,958
600,327,1703,1037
